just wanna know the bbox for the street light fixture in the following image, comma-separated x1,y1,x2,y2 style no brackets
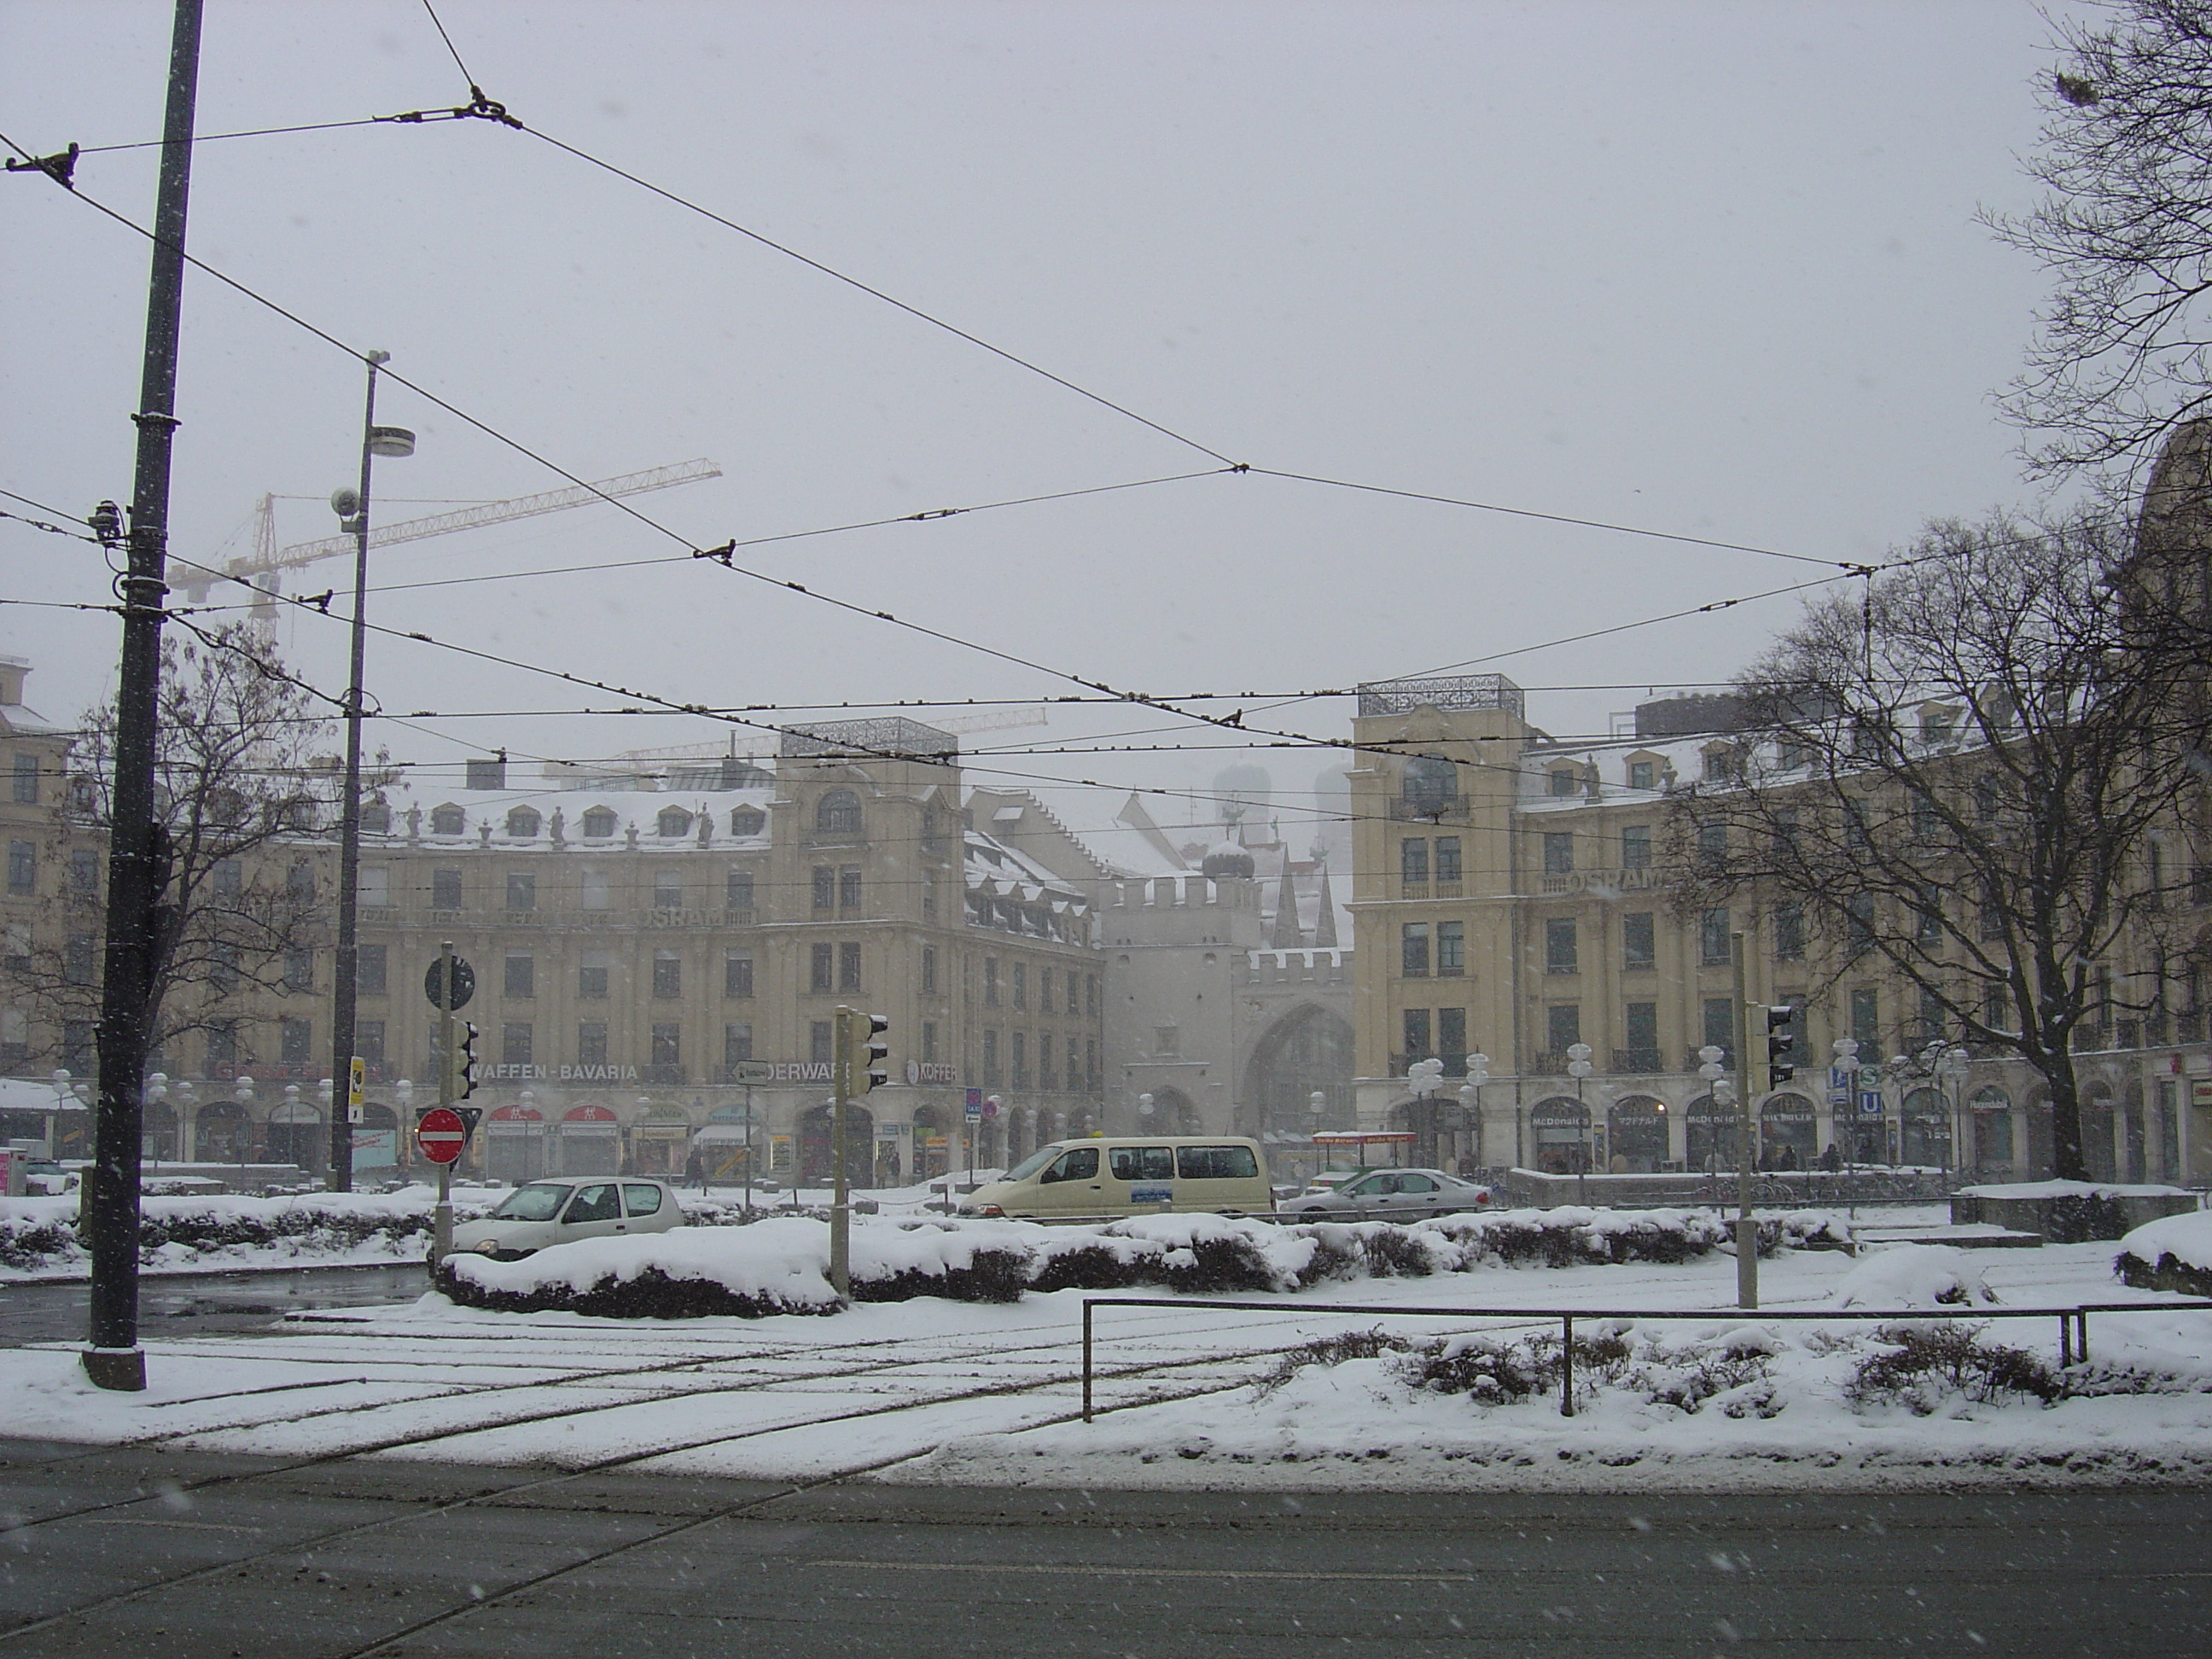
1565,1042,1594,1185
1459,1050,1490,1174
327,350,413,1194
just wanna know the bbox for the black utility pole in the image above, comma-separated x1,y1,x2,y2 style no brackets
84,0,205,1394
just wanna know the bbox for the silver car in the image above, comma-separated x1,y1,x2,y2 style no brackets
450,1178,685,1261
1279,1167,1493,1222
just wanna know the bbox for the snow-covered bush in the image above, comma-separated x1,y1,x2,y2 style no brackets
2115,1209,2212,1297
1842,1322,2062,1411
1831,1244,1996,1309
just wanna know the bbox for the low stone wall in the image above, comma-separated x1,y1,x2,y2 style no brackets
1951,1183,2199,1242
1499,1167,1950,1211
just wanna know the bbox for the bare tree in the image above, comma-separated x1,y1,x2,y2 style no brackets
1670,511,2204,1181
26,624,365,1077
1988,1,2212,482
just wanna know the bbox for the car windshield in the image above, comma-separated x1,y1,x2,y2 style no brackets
1003,1144,1064,1183
490,1182,572,1221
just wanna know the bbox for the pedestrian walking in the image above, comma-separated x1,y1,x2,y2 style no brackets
684,1147,705,1190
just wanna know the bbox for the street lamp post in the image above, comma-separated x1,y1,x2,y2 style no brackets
326,351,413,1194
1940,1045,1970,1185
1566,1042,1593,1197
1462,1050,1490,1175
1406,1056,1445,1168
1831,1036,1860,1213
1308,1089,1326,1181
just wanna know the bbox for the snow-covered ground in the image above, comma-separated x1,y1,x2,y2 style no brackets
7,1218,2212,1493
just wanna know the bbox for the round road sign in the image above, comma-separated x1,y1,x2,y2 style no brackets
416,1106,468,1165
423,958,475,1011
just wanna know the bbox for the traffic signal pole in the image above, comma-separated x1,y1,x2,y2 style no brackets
434,939,457,1266
1732,932,1757,1310
830,1007,853,1299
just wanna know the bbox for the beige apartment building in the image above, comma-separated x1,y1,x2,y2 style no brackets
1348,672,2212,1186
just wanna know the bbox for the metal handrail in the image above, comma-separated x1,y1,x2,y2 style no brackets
1077,1295,2212,1422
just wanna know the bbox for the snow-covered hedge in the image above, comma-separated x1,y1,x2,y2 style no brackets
2116,1210,2212,1298
0,1188,494,1277
433,1205,1859,1320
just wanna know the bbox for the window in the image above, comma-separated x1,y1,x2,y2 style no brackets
1702,746,1737,783
811,1021,834,1064
652,949,682,998
650,1023,682,1075
284,798,317,831
287,860,315,900
1153,1025,1180,1057
10,754,35,804
1543,832,1574,875
1774,904,1805,962
1849,987,1879,1049
5,841,30,895
581,869,610,911
923,1021,937,1063
1086,1038,1098,1090
654,873,684,911
1912,791,1941,839
1039,967,1053,1011
1703,997,1735,1062
355,1019,384,1068
724,1023,753,1068
466,758,506,791
1012,963,1027,1009
205,1021,236,1069
1546,1004,1580,1055
432,868,463,911
1917,988,1947,1047
1696,824,1726,873
1437,920,1464,975
1401,922,1430,978
1544,917,1577,975
839,865,861,909
725,952,753,998
1011,1031,1029,1089
1548,767,1578,797
1916,895,1942,943
812,866,835,911
729,806,765,837
504,950,534,998
1624,1001,1658,1066
69,848,98,894
577,1022,608,1067
210,941,239,996
838,941,862,992
505,807,539,839
1068,974,1081,1016
1177,1144,1259,1180
581,806,616,839
1982,982,2009,1033
506,871,536,911
1435,836,1462,882
65,933,94,984
579,950,609,999
358,801,390,835
430,804,465,836
1112,1144,1175,1182
815,790,862,835
1628,759,1655,791
726,869,754,911
811,944,834,993
1621,825,1650,870
1437,1006,1466,1061
1040,1145,1097,1185
1040,1033,1057,1090
1622,911,1656,971
357,943,387,996
1700,908,1731,966
1846,893,1876,952
656,808,692,839
212,858,241,898
1086,975,1098,1017
984,958,1000,1005
358,864,389,906
502,1022,533,1066
283,947,312,992
1400,838,1429,884
280,1017,312,1064
1403,1008,1432,1059
921,946,938,995
1402,757,1458,813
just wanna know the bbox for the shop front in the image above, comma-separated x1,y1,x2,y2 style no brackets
485,1102,545,1182
557,1103,621,1176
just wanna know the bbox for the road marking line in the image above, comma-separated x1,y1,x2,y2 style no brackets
810,1559,1480,1584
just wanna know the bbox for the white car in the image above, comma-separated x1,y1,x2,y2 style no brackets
449,1178,685,1261
1278,1167,1494,1223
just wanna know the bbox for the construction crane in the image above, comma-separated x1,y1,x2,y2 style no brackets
173,457,724,614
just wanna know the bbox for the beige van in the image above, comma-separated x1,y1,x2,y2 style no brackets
959,1136,1272,1220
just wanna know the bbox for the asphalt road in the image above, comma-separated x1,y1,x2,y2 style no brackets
0,1265,428,1347
0,1437,2204,1657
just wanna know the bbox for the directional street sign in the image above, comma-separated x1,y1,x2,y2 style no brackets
731,1061,776,1085
423,958,475,1011
416,1106,468,1165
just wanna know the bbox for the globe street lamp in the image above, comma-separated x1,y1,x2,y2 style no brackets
1566,1042,1594,1190
1460,1051,1490,1176
1308,1089,1326,1182
327,350,414,1194
1939,1045,1970,1184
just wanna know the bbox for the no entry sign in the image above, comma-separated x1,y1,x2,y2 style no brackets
416,1107,468,1165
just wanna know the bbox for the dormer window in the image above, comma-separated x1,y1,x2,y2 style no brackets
506,806,540,839
729,806,765,837
1627,760,1655,791
1701,744,1738,783
816,790,863,836
656,807,692,838
1401,757,1457,814
358,801,391,835
1918,704,1960,746
581,806,617,839
430,804,465,836
284,798,318,831
1547,767,1578,797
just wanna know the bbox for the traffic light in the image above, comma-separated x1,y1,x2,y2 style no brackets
1765,1004,1798,1090
831,1007,889,1101
448,1021,480,1099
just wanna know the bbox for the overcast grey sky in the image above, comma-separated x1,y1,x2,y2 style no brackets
2,0,2089,846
